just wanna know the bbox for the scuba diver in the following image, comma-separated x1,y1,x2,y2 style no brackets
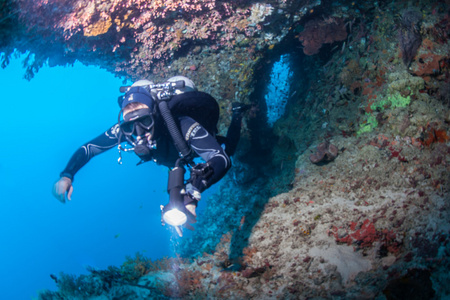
52,76,250,236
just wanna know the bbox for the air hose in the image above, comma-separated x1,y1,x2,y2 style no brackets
157,99,192,162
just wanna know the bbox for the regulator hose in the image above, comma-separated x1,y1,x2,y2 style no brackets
157,100,192,161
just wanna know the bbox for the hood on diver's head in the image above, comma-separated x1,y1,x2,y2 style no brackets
121,81,154,110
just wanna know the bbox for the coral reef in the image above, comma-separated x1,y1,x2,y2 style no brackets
411,53,444,76
388,71,425,93
309,141,338,164
298,17,348,55
5,0,446,299
1,0,319,84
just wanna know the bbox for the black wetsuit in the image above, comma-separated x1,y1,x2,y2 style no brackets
60,92,241,193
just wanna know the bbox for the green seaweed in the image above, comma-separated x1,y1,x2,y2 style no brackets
371,92,411,111
357,113,379,136
358,92,411,136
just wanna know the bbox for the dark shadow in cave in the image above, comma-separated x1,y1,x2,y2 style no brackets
226,32,321,265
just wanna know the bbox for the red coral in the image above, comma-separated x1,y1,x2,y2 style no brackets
388,146,408,162
381,229,402,253
421,123,449,146
298,17,347,55
348,219,377,248
165,268,205,298
412,53,445,76
330,219,400,253
369,134,391,149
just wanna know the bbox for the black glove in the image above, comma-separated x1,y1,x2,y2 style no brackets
188,163,214,192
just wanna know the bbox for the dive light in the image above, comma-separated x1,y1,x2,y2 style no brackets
162,165,187,227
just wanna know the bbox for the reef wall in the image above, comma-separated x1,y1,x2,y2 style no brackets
3,0,449,299
2,0,326,134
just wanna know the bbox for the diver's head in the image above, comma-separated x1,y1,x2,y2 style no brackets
117,79,157,163
123,102,149,119
120,79,155,137
121,102,154,138
120,102,155,162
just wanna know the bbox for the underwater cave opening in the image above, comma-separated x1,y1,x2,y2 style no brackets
244,36,316,167
265,53,293,128
211,40,327,262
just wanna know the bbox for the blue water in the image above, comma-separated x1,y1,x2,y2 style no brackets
0,56,183,299
265,54,292,127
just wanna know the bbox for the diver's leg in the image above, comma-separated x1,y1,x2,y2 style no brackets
224,103,251,157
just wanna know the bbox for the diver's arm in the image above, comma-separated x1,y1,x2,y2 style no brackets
60,124,123,180
179,116,231,192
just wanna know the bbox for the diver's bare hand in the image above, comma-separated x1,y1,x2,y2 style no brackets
185,204,197,218
52,177,73,203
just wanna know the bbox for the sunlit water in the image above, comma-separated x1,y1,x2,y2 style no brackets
0,56,201,299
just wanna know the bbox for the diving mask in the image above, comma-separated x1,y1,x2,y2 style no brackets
120,108,154,136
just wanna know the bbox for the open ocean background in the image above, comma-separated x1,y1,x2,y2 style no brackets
0,56,208,299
